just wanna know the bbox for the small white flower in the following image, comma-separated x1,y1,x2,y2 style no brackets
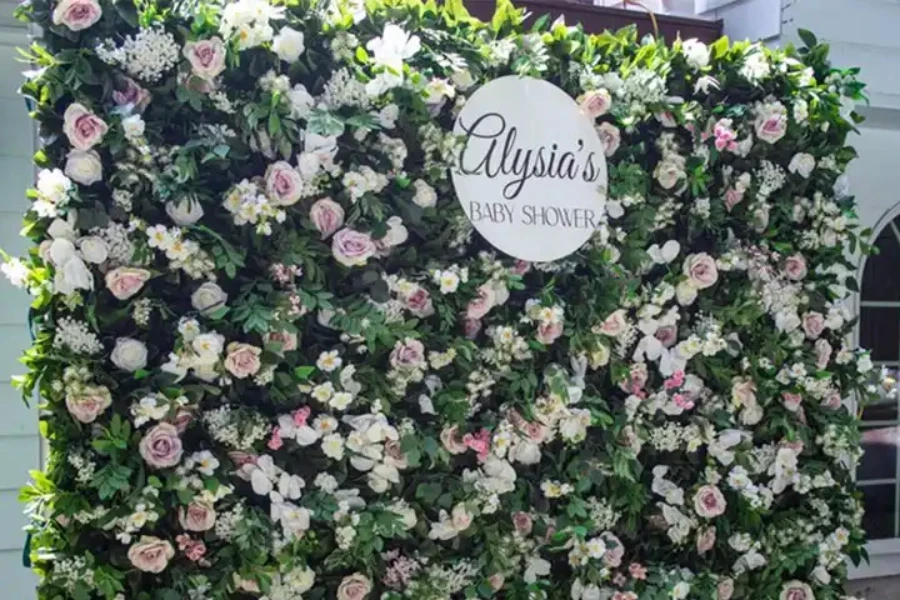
317,350,342,372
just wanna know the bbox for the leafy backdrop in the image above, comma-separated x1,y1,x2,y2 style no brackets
3,0,874,599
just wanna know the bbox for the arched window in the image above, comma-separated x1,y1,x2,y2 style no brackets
858,213,900,542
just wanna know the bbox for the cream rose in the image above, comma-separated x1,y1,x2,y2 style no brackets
693,484,727,518
337,573,372,600
63,103,108,150
105,267,152,300
599,309,629,337
111,337,148,372
65,385,112,423
127,536,175,574
788,152,816,179
191,281,228,315
139,423,184,469
309,197,345,239
79,236,108,264
579,89,612,119
783,254,807,280
183,37,227,82
596,122,621,157
52,0,102,31
179,500,217,532
273,27,306,63
780,581,815,600
166,198,205,226
683,253,718,289
682,39,710,69
332,228,376,267
224,342,262,379
802,312,826,339
412,179,437,208
64,149,103,185
265,161,304,206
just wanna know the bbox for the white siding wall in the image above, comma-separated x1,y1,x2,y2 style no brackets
0,10,41,598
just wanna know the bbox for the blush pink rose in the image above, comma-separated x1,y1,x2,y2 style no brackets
337,573,372,600
172,410,194,434
52,0,102,31
814,339,832,370
696,526,716,554
822,392,842,410
596,122,621,157
440,426,467,454
683,253,718,289
224,342,262,379
265,161,304,206
802,312,826,339
179,500,216,532
601,532,624,567
466,284,496,320
781,392,803,412
579,89,612,119
264,330,298,353
309,197,345,239
390,338,426,370
780,581,814,600
724,187,744,212
463,318,482,339
718,579,735,600
404,287,434,317
105,267,152,300
693,484,727,518
511,260,531,275
783,254,808,281
755,104,788,144
128,536,175,573
140,423,183,468
656,324,678,348
65,385,112,423
600,309,629,337
63,103,108,151
113,78,151,113
536,321,563,345
183,37,227,82
332,228,376,267
511,511,533,536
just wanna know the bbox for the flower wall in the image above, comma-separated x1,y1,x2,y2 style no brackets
6,0,873,599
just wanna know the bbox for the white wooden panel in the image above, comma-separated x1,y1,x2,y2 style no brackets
0,384,37,437
0,436,37,491
0,324,31,381
791,0,900,50
717,0,781,41
0,97,33,158
0,549,35,598
0,489,28,550
825,42,900,112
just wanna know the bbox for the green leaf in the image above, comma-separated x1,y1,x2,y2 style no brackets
797,28,817,49
294,365,316,381
307,108,345,137
355,46,369,64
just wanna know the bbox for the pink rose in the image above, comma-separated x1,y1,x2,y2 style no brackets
713,119,738,152
183,37,227,82
488,574,505,591
466,284,496,320
179,500,216,532
63,103,108,151
656,324,678,348
683,253,718,289
781,392,803,412
596,122,621,157
814,339,832,370
264,330,298,353
536,320,563,345
337,573,372,600
600,309,629,337
696,526,716,554
629,563,647,580
601,532,624,567
731,378,757,408
265,161,304,206
822,392,842,410
172,410,194,434
390,338,426,370
802,312,826,339
404,287,434,317
182,537,207,561
105,267,152,300
52,0,102,31
780,581,814,600
579,89,612,119
140,423,184,469
65,385,112,423
440,426,467,454
127,536,175,573
384,440,409,469
332,228,376,267
620,362,649,394
511,260,531,275
718,579,735,600
724,187,744,212
511,511,533,536
693,484,727,518
755,103,788,144
783,254,807,280
113,78,151,113
463,318,482,339
224,342,262,379
309,197,345,238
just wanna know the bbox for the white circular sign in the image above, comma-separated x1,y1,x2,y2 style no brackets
451,76,608,262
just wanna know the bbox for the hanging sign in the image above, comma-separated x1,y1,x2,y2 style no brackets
451,76,608,262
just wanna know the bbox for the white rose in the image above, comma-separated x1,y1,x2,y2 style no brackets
273,27,306,63
79,236,109,264
56,255,93,294
65,149,103,185
676,280,698,306
122,114,145,139
166,198,205,226
288,84,314,119
49,238,78,266
682,39,710,69
450,68,475,90
412,179,437,208
788,153,816,179
191,281,228,315
111,337,148,372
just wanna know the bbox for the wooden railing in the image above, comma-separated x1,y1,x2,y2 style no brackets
463,0,723,42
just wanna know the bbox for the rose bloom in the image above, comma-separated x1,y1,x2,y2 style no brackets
191,281,228,315
802,312,826,339
696,526,716,554
264,330,298,353
451,503,473,532
466,284,496,320
183,538,207,561
111,337,148,372
113,78,151,112
332,228,376,267
179,500,217,532
600,309,629,337
512,511,533,536
755,103,788,144
601,532,624,567
309,197,345,239
731,378,757,408
63,103,108,150
266,161,304,206
783,254,808,280
596,122,621,157
105,267,152,300
781,392,803,412
683,253,718,289
629,563,647,580
183,37,227,82
139,423,184,469
656,324,678,348
536,320,563,345
718,579,735,600
66,385,112,423
52,0,102,31
404,286,434,317
693,484,727,518
224,342,263,379
337,573,372,600
724,187,744,212
780,581,815,600
65,149,103,185
463,318,482,339
440,425,467,454
127,536,175,574
390,338,426,370
814,339,832,370
579,88,612,119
